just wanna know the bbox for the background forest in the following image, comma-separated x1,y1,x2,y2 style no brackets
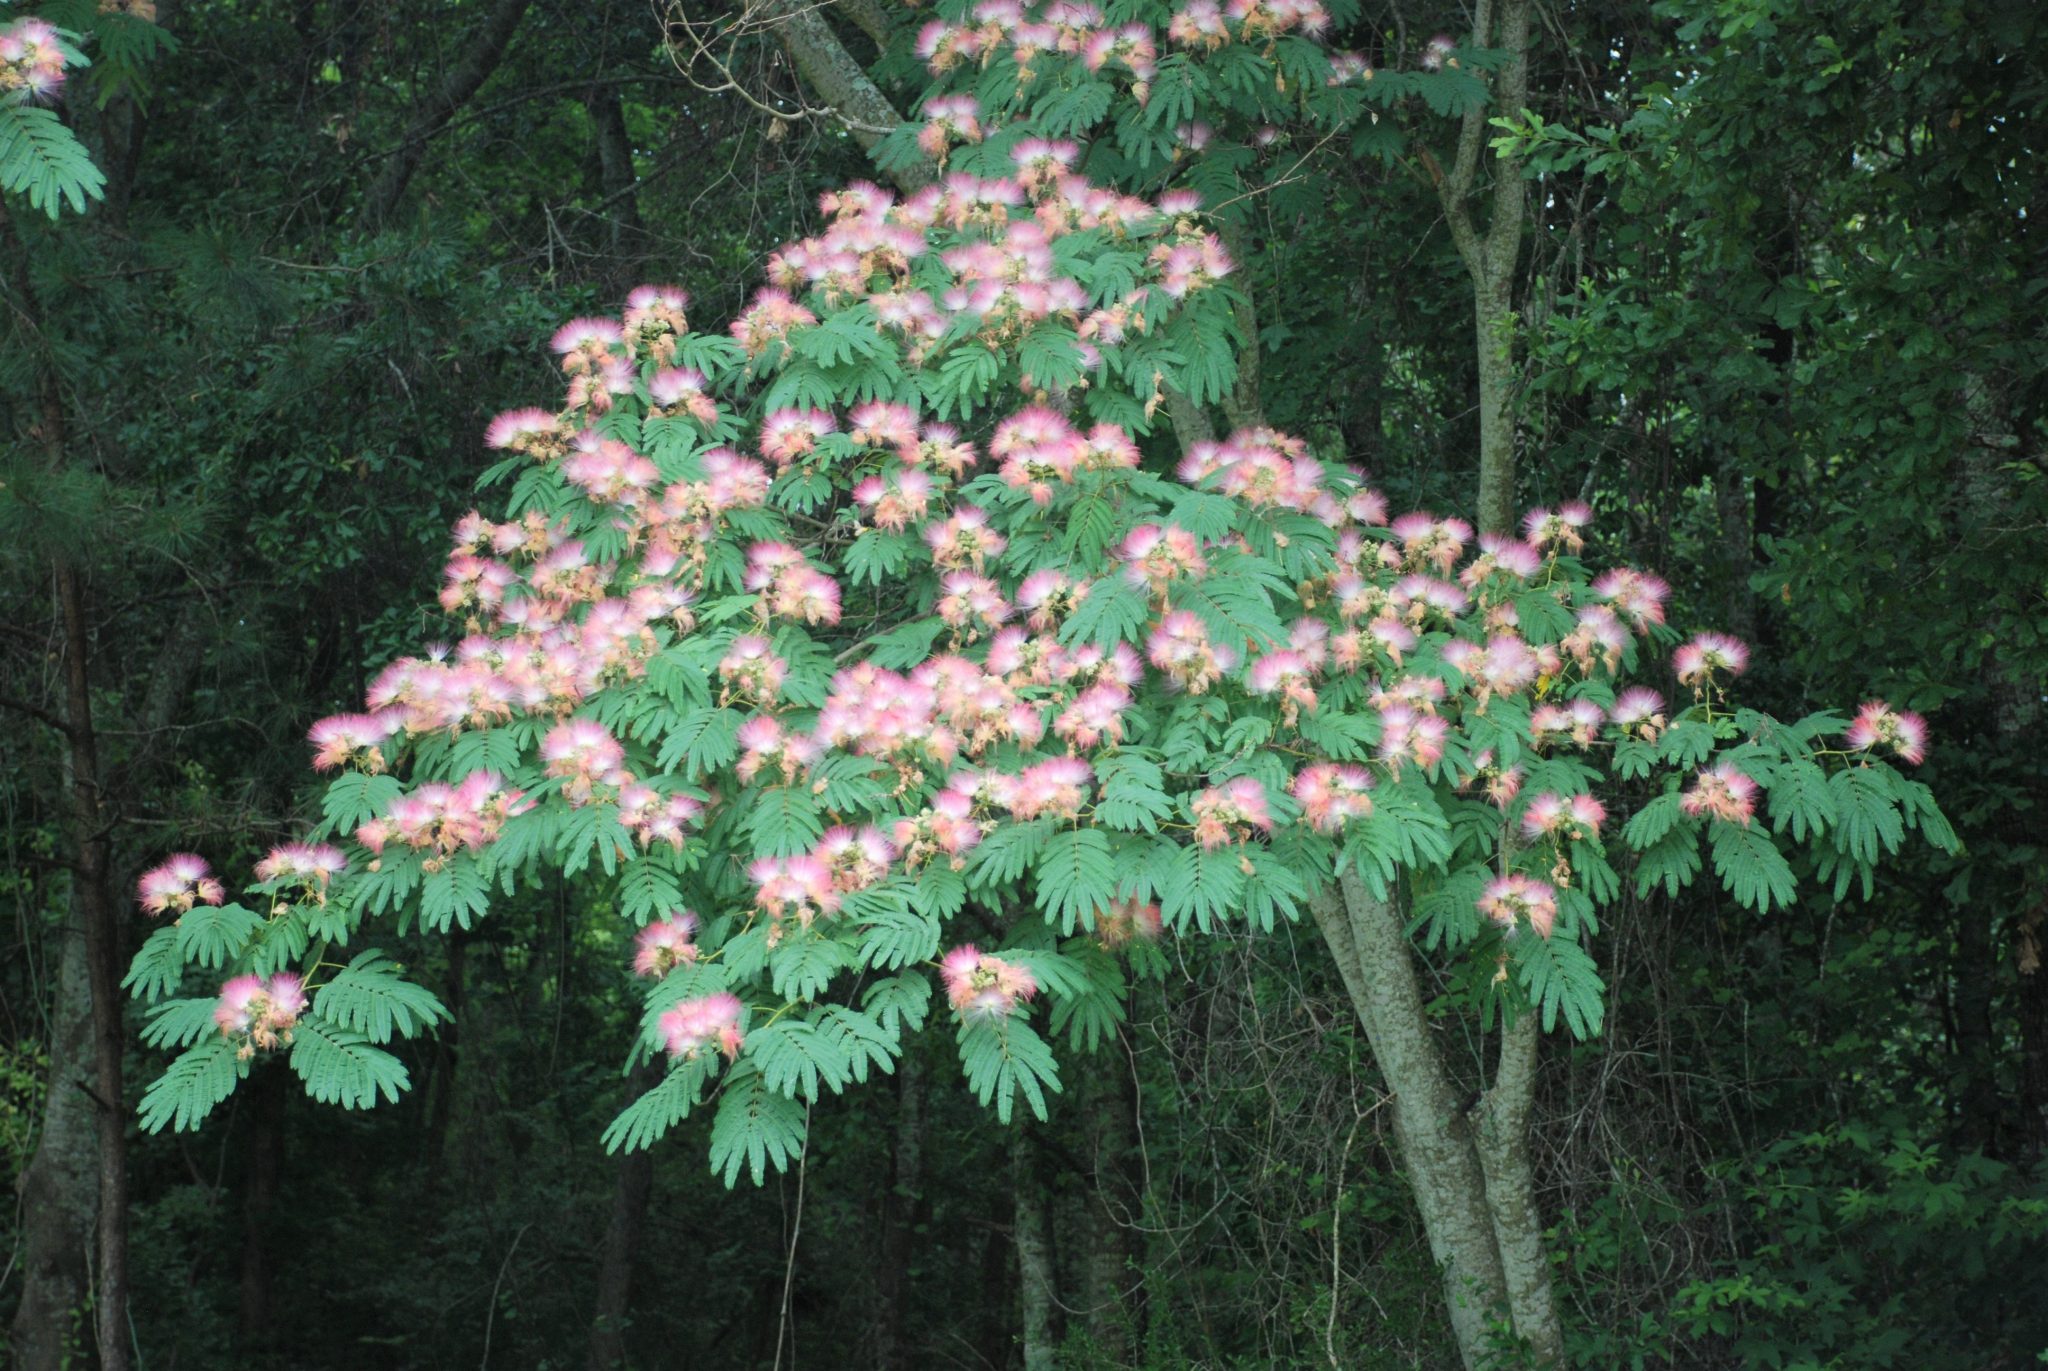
2,0,2045,1367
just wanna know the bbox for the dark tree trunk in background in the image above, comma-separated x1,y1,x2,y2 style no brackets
587,1066,660,1371
362,0,535,224
59,517,132,1371
874,1050,924,1370
589,84,643,266
1081,1049,1139,1357
425,932,466,1171
973,1200,1014,1371
237,1067,289,1349
2019,896,2048,1161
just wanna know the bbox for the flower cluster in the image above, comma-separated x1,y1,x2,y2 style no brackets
658,992,744,1060
940,945,1039,1020
1,18,67,101
1478,874,1559,940
1845,701,1927,767
138,855,225,918
253,844,348,901
632,914,701,978
214,974,309,1057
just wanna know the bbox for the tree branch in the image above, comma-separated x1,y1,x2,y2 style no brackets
362,0,536,225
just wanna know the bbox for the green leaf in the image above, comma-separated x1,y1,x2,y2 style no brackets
744,785,824,859
1766,760,1835,843
1829,767,1905,864
1512,931,1606,1038
1709,822,1798,914
768,932,848,1002
138,1038,244,1133
1096,753,1172,832
957,1016,1061,1124
1158,841,1245,932
968,818,1050,889
602,1057,710,1153
319,772,404,836
843,529,915,586
0,104,107,217
314,951,448,1043
141,998,223,1050
747,1020,853,1102
862,972,933,1034
866,618,947,670
1895,779,1961,854
1632,825,1703,897
656,707,741,779
857,901,941,971
813,1005,899,1083
289,1018,410,1110
124,925,186,1001
419,859,490,932
175,902,261,970
1059,574,1151,651
1035,829,1115,933
709,1062,808,1186
1621,793,1687,851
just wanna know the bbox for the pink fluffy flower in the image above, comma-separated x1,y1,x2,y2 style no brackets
940,945,1039,1020
1680,762,1760,826
1190,777,1272,850
1095,897,1164,948
1592,568,1669,631
1844,701,1928,766
214,973,309,1055
541,718,629,804
718,635,787,703
632,914,700,978
253,843,348,896
1674,633,1749,689
658,992,745,1060
1477,874,1558,939
1291,763,1374,833
138,854,226,918
1520,792,1606,841
1609,687,1667,740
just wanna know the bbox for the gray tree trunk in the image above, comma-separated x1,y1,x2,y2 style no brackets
7,920,97,1371
1013,1128,1059,1371
1309,872,1563,1368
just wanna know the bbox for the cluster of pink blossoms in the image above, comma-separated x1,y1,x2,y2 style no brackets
1479,874,1560,940
355,771,529,869
1,18,66,100
1681,761,1761,826
915,0,1369,109
1846,701,1928,767
252,843,348,900
739,166,1226,373
214,974,309,1057
632,914,701,978
940,945,1039,1020
658,992,744,1060
138,854,225,917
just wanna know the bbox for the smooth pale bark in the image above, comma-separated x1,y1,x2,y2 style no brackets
7,922,97,1371
761,0,934,189
1013,1128,1059,1371
1309,878,1508,1367
1428,0,1531,539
